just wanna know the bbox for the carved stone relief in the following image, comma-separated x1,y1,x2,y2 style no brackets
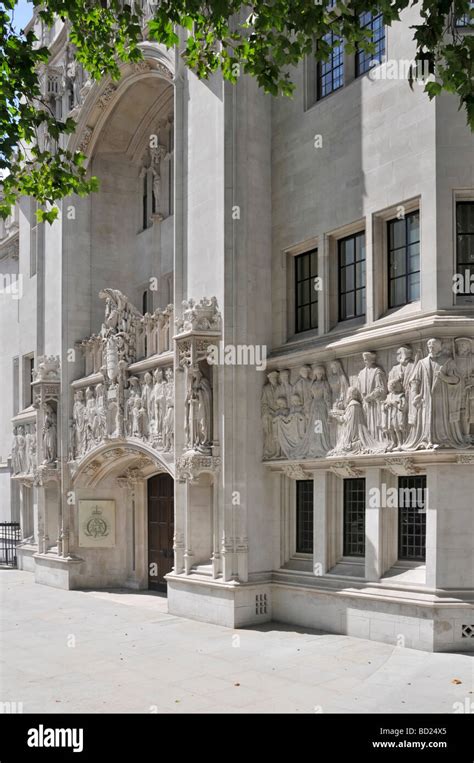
70,289,178,461
262,338,474,460
12,423,37,476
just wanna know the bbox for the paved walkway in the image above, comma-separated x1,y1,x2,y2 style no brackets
1,570,473,713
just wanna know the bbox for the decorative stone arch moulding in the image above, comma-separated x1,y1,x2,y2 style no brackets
70,439,174,489
69,44,175,163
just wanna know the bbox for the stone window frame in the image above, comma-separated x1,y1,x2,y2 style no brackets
338,230,367,322
285,235,320,342
453,190,474,307
22,353,35,409
387,209,421,310
304,14,388,112
355,10,386,77
295,479,314,554
294,249,319,334
326,217,366,333
278,476,313,570
138,163,154,232
372,196,421,321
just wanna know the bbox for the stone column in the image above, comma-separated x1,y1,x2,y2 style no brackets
183,481,193,575
173,479,186,575
211,477,220,578
365,467,383,581
313,470,330,576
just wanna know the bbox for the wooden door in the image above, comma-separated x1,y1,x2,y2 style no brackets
148,473,174,590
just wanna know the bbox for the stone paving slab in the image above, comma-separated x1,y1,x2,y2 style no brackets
1,570,473,714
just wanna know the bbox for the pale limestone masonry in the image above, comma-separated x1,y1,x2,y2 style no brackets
0,7,473,652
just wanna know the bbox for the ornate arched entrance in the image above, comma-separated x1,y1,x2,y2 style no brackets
68,441,175,591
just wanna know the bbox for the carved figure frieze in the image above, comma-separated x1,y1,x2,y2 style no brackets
70,364,175,460
262,337,474,461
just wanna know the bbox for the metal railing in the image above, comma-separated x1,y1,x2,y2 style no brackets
0,523,21,567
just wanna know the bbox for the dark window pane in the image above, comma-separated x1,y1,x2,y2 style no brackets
298,280,310,306
457,234,474,262
408,272,420,302
295,251,318,333
317,33,344,99
338,232,366,320
389,218,406,250
356,288,366,316
343,478,366,557
456,203,474,298
301,305,310,332
390,247,406,278
342,292,355,320
407,212,420,243
457,202,474,233
390,277,406,307
296,480,313,554
355,233,366,261
388,211,420,308
356,260,366,286
356,12,386,76
398,476,426,561
341,265,354,293
341,238,355,265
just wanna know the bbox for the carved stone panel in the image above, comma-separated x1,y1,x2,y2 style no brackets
262,337,474,461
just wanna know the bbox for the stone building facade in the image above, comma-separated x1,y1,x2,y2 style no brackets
0,5,473,651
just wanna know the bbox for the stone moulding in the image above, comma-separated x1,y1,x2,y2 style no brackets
328,461,363,478
281,463,310,480
176,453,221,483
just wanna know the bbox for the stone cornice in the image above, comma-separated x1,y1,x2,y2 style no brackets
265,450,474,471
268,313,474,368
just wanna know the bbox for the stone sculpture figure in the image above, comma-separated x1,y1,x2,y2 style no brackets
141,371,154,436
297,365,332,458
11,428,20,474
403,338,466,450
191,369,212,450
293,366,313,427
327,359,349,410
388,345,420,438
452,338,474,439
261,371,280,459
84,387,97,451
25,425,36,474
94,383,107,442
277,369,292,409
17,427,26,473
131,397,146,439
382,378,407,450
125,377,140,437
42,405,57,464
163,398,174,452
154,369,167,438
357,352,387,440
271,397,289,458
72,389,86,457
273,392,306,459
329,387,383,456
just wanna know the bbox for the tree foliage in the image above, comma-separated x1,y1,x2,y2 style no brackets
1,0,473,222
